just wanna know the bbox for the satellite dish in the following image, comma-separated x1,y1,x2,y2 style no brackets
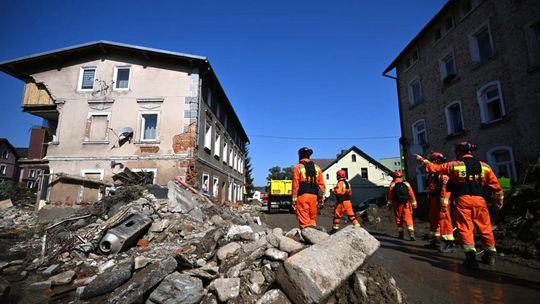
408,144,424,157
118,127,134,141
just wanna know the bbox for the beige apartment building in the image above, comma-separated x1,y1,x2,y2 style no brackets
383,0,540,193
0,41,248,207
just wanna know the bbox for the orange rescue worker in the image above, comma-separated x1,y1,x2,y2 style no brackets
332,170,361,231
438,174,457,252
387,170,418,241
292,147,326,229
417,141,504,268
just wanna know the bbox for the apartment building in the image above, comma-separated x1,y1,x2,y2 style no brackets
0,41,249,207
383,0,540,192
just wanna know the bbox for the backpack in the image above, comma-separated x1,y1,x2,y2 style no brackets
393,182,410,201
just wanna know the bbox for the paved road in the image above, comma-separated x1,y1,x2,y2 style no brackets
263,212,540,304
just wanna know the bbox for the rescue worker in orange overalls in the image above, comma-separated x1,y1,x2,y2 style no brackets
292,147,326,229
387,170,418,241
417,141,504,268
332,169,361,231
424,152,456,252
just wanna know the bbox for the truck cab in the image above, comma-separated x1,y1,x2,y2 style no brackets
267,179,293,213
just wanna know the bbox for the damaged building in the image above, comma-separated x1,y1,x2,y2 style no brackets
0,41,249,208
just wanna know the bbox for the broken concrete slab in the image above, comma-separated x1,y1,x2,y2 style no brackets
265,248,288,262
105,256,177,304
212,278,241,302
167,181,198,214
217,242,241,261
256,289,292,304
42,264,60,276
301,227,329,245
0,199,13,210
147,272,204,304
277,235,304,254
225,224,253,240
134,256,151,270
276,226,380,304
50,270,75,285
79,258,134,300
29,280,52,290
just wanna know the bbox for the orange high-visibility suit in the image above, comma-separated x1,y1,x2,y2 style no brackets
422,155,503,253
292,159,325,229
332,179,359,228
426,174,454,241
387,178,417,233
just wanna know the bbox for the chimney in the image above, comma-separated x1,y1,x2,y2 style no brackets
28,127,47,159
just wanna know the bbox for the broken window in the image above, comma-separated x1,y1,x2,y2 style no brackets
79,67,96,90
114,66,131,90
202,173,209,193
213,177,219,198
141,113,158,141
86,113,110,141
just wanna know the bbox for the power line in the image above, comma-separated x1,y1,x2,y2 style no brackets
249,135,399,140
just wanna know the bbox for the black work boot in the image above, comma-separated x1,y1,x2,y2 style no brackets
409,231,416,241
438,240,457,253
481,251,496,266
398,231,404,240
463,251,479,269
424,238,441,249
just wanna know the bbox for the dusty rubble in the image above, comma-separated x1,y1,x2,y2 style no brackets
0,180,407,304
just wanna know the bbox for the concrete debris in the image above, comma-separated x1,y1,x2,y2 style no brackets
0,179,399,304
276,226,380,304
147,272,204,304
0,199,13,210
0,277,10,297
211,277,241,302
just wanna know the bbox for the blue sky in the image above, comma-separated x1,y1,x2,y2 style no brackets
0,0,446,186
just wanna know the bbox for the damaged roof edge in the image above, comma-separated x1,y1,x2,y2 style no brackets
0,40,249,143
382,0,455,75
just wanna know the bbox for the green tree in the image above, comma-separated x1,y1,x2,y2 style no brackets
267,166,293,181
244,144,255,196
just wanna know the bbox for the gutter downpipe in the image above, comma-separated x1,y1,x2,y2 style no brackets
382,69,409,181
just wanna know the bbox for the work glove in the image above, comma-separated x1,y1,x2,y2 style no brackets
441,175,449,184
415,154,429,164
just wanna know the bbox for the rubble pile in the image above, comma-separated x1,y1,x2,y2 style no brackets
0,179,407,304
494,158,540,264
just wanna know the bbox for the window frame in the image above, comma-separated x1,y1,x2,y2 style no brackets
444,101,465,135
476,81,506,124
113,66,132,91
351,154,357,162
204,120,213,151
408,76,423,105
486,146,517,181
439,50,457,82
411,119,428,146
212,176,219,198
469,21,494,63
2,150,8,159
139,111,160,142
361,168,368,179
202,173,210,193
85,112,111,142
78,66,97,91
0,164,6,175
404,48,419,71
223,141,228,164
214,131,221,158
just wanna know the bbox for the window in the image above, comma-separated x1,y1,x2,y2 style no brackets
207,89,212,107
223,141,228,164
340,168,349,179
416,166,427,193
461,0,481,19
0,164,6,175
114,66,131,90
2,150,8,159
445,101,465,135
361,168,368,179
224,114,228,129
352,154,357,162
86,113,110,142
408,78,422,105
214,132,221,158
29,169,36,178
204,121,212,150
433,17,454,42
140,113,159,141
470,24,494,63
477,81,505,124
440,52,457,82
233,153,238,171
213,177,219,197
434,28,442,42
228,181,233,201
326,174,329,180
412,119,428,146
229,149,233,167
487,146,517,181
526,20,540,66
444,17,454,31
27,181,34,189
216,102,221,119
404,49,419,69
202,173,209,193
79,67,96,90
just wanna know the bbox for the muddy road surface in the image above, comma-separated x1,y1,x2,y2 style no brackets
262,212,540,304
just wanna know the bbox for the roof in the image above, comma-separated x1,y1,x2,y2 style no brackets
15,148,29,158
311,158,335,170
0,40,248,143
0,138,19,157
322,146,393,174
382,0,455,76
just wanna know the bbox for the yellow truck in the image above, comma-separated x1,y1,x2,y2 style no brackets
267,179,293,213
